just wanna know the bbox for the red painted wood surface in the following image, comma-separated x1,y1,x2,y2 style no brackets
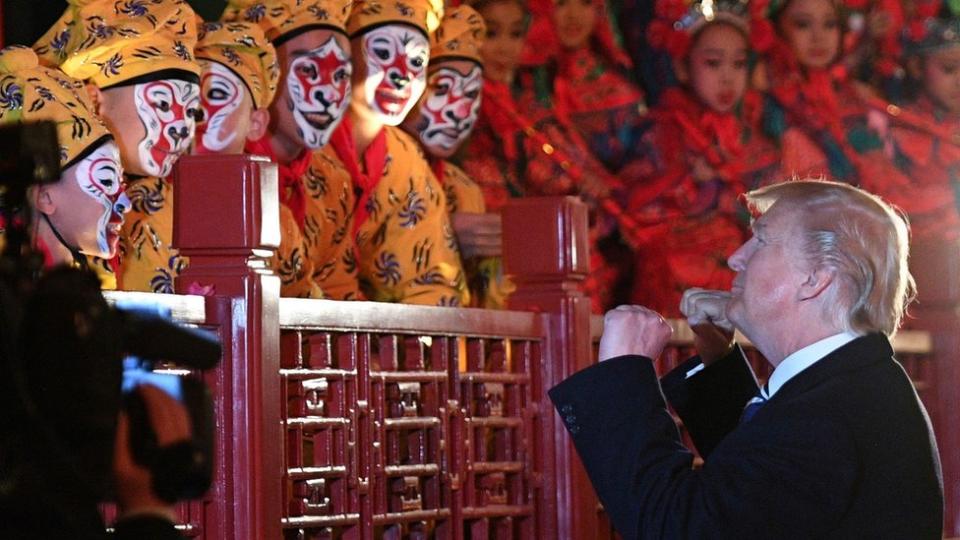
909,237,960,535
173,155,284,539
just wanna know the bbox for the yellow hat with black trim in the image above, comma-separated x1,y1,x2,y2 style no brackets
346,0,443,38
222,0,353,45
33,0,201,89
430,6,485,66
195,21,279,108
0,45,113,170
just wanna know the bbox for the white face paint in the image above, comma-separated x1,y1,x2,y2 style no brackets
74,141,126,255
417,65,483,156
134,79,201,176
287,37,352,149
362,25,429,126
197,61,244,153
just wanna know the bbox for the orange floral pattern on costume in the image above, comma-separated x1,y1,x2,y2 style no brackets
305,126,468,305
113,175,188,293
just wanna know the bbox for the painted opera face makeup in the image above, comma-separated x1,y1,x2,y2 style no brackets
287,36,352,148
73,141,128,258
361,25,430,125
196,61,248,154
416,63,483,157
134,79,201,176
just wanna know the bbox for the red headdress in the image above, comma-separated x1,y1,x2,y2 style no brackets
647,0,767,61
520,0,633,68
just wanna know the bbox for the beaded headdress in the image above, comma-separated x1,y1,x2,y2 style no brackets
648,0,760,60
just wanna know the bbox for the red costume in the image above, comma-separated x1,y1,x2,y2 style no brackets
626,87,781,316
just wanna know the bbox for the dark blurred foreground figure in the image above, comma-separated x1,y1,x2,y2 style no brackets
0,46,188,540
550,180,944,539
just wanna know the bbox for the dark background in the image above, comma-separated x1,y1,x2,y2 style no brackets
2,0,228,47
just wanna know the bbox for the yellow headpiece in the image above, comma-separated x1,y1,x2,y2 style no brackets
0,46,113,170
222,0,353,44
346,0,443,38
33,0,201,89
195,21,280,108
430,6,485,66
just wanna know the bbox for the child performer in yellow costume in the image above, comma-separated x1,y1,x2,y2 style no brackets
331,0,469,305
401,6,511,308
223,0,362,299
34,0,202,293
0,46,129,269
193,21,278,156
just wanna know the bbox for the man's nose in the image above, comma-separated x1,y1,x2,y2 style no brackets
727,241,750,272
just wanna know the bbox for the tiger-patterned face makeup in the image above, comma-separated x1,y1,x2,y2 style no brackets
195,61,248,154
360,25,429,125
414,62,482,157
71,141,128,257
287,36,352,148
134,79,201,176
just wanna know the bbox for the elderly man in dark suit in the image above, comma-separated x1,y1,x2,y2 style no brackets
550,180,943,539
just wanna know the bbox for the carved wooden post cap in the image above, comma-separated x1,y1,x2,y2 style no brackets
173,154,280,255
502,196,590,282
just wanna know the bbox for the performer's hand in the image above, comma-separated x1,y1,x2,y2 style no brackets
451,212,502,259
680,288,735,366
113,384,191,520
598,305,673,362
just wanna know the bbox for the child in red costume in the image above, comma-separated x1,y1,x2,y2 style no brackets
461,0,632,312
754,0,878,184
520,0,647,176
633,0,782,316
863,15,960,243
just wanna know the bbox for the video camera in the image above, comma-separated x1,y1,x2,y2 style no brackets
0,121,221,505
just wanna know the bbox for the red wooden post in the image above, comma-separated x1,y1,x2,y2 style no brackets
502,196,610,539
909,238,960,536
172,154,284,539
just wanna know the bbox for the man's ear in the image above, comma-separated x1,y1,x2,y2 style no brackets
32,186,57,216
246,107,270,142
798,265,835,302
85,84,104,115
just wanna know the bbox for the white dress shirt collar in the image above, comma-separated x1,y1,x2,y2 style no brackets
763,332,860,399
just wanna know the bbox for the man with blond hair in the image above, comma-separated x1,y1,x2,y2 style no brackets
550,179,943,539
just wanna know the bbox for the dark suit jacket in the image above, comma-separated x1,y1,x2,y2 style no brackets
549,333,943,539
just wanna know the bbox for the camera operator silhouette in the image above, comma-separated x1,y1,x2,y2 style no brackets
0,46,204,540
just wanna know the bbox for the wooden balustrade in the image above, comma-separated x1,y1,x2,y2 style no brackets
96,154,954,538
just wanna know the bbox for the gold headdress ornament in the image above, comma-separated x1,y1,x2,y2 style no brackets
346,0,444,38
33,0,201,89
222,0,353,45
430,5,485,66
196,21,280,108
648,0,752,60
0,46,113,170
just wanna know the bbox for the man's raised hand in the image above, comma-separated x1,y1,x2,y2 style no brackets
598,305,673,362
680,288,735,365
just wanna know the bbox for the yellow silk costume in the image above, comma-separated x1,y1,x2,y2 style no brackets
314,126,468,305
118,176,185,293
34,0,201,292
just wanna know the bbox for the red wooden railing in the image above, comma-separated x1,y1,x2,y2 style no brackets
99,154,953,538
